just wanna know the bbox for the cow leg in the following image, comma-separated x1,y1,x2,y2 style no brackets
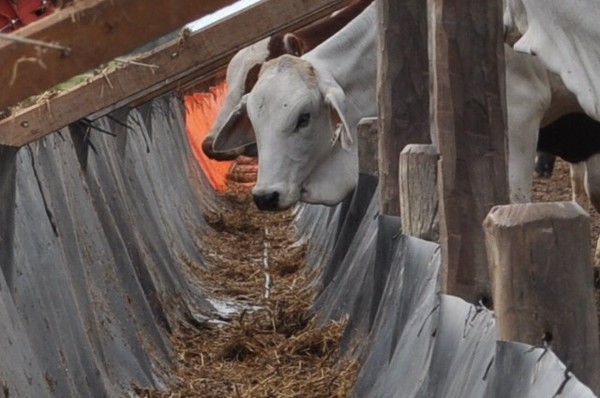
584,154,600,212
505,46,551,204
583,154,600,264
570,162,588,207
507,120,539,203
534,151,556,178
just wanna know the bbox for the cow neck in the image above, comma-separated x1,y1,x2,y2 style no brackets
293,0,373,51
304,3,377,127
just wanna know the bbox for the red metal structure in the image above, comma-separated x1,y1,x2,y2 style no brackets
0,0,55,32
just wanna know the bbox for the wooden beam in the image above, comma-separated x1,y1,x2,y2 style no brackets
124,0,351,109
0,0,239,111
376,0,430,216
430,0,508,303
0,0,349,147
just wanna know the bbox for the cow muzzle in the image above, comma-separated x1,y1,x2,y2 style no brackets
253,191,280,211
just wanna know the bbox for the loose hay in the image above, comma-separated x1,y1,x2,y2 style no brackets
136,183,358,397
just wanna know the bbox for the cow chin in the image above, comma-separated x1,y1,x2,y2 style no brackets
297,151,359,206
252,184,300,211
299,183,354,206
253,172,357,210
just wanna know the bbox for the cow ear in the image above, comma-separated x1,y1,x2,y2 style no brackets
212,95,256,152
283,33,305,57
324,87,353,151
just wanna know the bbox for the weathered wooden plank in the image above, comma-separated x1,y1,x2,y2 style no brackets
0,0,350,147
399,144,439,241
376,0,430,216
484,202,600,394
357,117,379,176
430,0,508,303
0,0,239,111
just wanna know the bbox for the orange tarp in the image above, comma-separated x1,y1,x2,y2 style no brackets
185,82,233,192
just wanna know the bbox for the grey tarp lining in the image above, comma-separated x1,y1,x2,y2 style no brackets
320,173,378,287
0,94,215,397
0,93,596,397
304,188,596,397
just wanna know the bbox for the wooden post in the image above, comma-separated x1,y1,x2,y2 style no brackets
484,202,600,394
376,0,430,216
429,0,508,303
357,117,379,177
399,144,439,241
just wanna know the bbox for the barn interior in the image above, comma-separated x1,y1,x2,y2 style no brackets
1,0,599,397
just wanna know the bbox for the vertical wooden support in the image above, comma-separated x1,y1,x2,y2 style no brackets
376,0,430,216
429,0,508,303
357,117,379,177
484,202,600,394
399,144,439,241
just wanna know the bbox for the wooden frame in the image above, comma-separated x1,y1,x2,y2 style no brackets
0,0,239,110
0,0,349,147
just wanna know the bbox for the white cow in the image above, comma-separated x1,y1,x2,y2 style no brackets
505,46,582,205
504,0,600,119
213,3,377,210
505,0,600,210
505,0,600,261
202,0,373,161
213,0,600,231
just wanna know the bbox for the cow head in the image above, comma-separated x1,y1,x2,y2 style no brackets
213,55,358,211
202,34,311,161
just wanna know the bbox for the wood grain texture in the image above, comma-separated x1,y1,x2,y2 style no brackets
430,0,508,303
0,0,349,147
357,117,379,176
0,0,239,110
484,202,600,394
376,0,431,216
399,144,439,241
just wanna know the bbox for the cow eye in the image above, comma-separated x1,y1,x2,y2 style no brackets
296,113,311,129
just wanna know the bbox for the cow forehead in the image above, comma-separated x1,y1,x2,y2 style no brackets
260,54,317,83
249,63,322,116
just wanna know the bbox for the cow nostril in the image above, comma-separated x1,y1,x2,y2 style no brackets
253,191,280,211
